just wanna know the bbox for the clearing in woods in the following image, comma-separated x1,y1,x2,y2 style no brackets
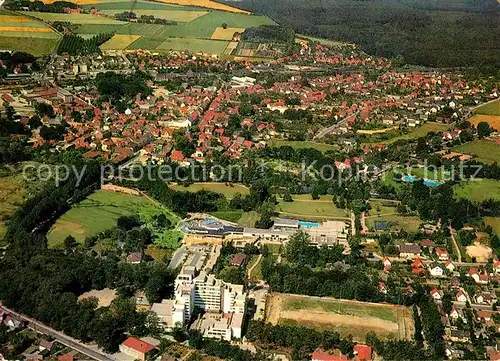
266,293,414,341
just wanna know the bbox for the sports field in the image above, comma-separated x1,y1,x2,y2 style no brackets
266,293,414,341
452,140,500,164
170,182,249,198
454,179,500,202
0,11,60,54
47,189,177,248
277,197,349,220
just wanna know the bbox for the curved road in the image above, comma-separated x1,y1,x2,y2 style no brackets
0,306,114,361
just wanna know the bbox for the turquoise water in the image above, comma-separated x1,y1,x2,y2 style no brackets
298,221,320,228
401,175,442,187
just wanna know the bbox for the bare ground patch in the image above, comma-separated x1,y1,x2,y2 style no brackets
78,288,117,307
466,241,492,262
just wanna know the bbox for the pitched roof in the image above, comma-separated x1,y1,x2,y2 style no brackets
353,344,372,361
122,337,155,354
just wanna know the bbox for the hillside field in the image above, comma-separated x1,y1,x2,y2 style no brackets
170,182,249,198
452,140,500,164
47,189,177,248
266,293,414,341
454,179,500,202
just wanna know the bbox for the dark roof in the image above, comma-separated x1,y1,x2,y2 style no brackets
399,243,421,254
229,253,247,266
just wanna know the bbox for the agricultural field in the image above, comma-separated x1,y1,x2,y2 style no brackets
365,214,421,232
156,37,228,53
0,11,60,54
100,34,141,50
469,114,500,131
70,8,273,54
266,293,414,341
276,197,349,220
47,189,177,248
454,179,500,202
0,163,49,245
21,11,124,24
154,0,250,14
170,182,249,198
211,26,245,40
453,140,500,164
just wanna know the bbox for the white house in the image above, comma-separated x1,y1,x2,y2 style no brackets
429,264,444,277
445,260,455,272
456,289,468,303
449,308,459,320
436,248,450,261
431,288,443,300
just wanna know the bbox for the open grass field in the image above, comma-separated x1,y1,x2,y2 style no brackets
100,34,141,50
209,210,243,223
0,11,60,54
156,37,228,53
268,139,338,152
0,164,48,245
454,179,500,202
266,293,413,341
475,99,500,116
47,189,175,248
237,211,260,227
211,26,245,40
365,214,421,232
296,34,349,47
380,123,450,144
277,197,349,220
170,182,249,198
484,217,500,236
367,199,398,217
452,140,500,164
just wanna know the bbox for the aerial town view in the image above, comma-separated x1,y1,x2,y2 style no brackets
0,0,499,360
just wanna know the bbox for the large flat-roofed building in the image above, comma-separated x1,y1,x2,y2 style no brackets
191,312,244,341
273,217,299,230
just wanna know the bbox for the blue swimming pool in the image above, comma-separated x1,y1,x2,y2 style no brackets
401,175,442,187
298,221,320,228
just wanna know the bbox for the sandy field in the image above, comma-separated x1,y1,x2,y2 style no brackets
466,241,493,262
265,293,413,341
470,114,500,131
78,288,117,307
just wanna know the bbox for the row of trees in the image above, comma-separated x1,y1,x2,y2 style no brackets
57,34,113,56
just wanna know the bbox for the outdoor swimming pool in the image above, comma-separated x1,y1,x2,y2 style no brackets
298,221,320,229
401,175,442,187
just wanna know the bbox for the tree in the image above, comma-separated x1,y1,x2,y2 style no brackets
477,121,492,138
64,235,78,250
222,23,228,29
283,191,293,202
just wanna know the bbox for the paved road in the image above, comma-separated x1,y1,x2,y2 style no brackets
0,306,114,361
314,110,360,140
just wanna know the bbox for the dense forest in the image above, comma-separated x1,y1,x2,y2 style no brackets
234,0,500,69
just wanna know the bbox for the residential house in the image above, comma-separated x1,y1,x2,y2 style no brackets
127,252,143,264
119,337,156,361
469,267,489,284
449,307,459,320
429,264,444,277
353,344,372,361
456,289,468,303
436,248,450,261
494,260,500,274
382,257,391,271
474,292,492,305
399,243,421,258
431,288,443,300
311,351,349,361
445,260,455,272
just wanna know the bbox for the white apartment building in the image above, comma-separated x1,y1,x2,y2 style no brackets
151,267,246,335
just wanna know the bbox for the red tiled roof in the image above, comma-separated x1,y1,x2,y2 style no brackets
311,352,348,361
122,337,155,354
354,344,372,361
58,353,74,361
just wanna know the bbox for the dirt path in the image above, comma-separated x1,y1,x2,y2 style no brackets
247,254,262,281
449,226,462,263
265,293,282,325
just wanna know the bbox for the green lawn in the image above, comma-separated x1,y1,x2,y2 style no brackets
170,182,249,198
248,254,262,282
453,140,500,164
475,99,500,116
209,210,243,223
484,217,500,236
268,139,338,152
367,199,398,217
99,9,208,22
454,179,500,202
283,297,398,323
47,190,177,248
264,242,281,255
365,214,421,232
277,198,349,220
237,211,260,227
374,123,450,145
